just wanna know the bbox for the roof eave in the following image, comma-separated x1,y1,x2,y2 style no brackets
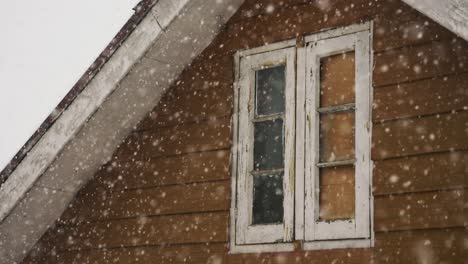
0,0,244,262
402,0,468,41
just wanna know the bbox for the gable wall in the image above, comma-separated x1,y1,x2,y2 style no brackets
23,0,467,263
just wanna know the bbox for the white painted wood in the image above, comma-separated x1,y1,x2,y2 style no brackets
230,243,294,254
354,30,371,238
231,23,375,252
0,0,246,262
303,40,316,241
229,51,241,251
304,34,356,241
0,6,163,223
233,41,296,246
294,47,306,240
0,186,76,261
237,39,296,57
304,21,371,43
151,0,190,29
402,0,468,41
236,54,252,244
304,24,372,241
282,47,296,243
0,10,165,262
368,20,375,248
303,238,371,251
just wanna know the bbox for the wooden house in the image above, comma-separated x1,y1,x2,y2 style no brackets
0,0,466,263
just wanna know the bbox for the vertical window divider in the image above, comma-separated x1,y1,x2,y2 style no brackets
303,22,373,249
231,21,373,254
295,46,306,241
354,30,372,239
234,43,296,247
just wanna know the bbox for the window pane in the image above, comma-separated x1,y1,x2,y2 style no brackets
319,111,355,162
254,119,284,170
320,51,355,107
253,173,284,224
319,165,355,221
256,65,285,116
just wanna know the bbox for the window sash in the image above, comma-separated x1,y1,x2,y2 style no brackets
235,47,296,245
303,31,371,241
231,23,372,252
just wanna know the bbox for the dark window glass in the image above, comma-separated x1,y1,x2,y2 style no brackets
255,65,285,116
253,173,284,224
253,119,284,170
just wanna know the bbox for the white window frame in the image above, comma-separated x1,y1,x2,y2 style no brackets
230,39,296,253
230,22,373,254
300,22,373,250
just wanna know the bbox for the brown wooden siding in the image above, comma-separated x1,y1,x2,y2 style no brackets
23,0,468,263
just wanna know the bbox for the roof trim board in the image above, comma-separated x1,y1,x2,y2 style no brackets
0,0,467,262
2,0,466,188
402,0,468,41
0,0,164,224
0,0,244,262
0,0,158,185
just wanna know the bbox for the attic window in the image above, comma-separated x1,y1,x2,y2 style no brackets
231,22,373,253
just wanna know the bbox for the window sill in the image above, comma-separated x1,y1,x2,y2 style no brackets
229,238,373,254
303,238,373,251
229,243,295,254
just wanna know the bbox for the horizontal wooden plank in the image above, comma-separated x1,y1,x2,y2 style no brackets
373,73,468,122
373,11,455,52
375,189,465,232
227,247,372,264
138,83,232,129
374,228,466,264
222,0,436,58
59,181,230,223
372,111,468,160
373,150,467,195
47,212,229,251
114,117,231,160
28,228,466,264
32,243,227,264
171,52,233,96
374,39,468,87
229,0,417,33
92,150,230,190
224,6,370,56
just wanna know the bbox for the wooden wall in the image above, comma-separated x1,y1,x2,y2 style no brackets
23,0,467,263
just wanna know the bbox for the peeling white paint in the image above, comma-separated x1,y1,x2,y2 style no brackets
0,0,244,262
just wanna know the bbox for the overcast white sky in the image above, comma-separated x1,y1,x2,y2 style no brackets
0,1,140,171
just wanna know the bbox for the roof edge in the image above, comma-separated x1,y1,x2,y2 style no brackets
0,0,158,185
0,0,165,224
0,0,245,261
402,0,468,41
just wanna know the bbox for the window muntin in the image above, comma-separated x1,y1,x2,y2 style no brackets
231,23,372,253
316,51,357,223
235,47,295,245
304,31,371,241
